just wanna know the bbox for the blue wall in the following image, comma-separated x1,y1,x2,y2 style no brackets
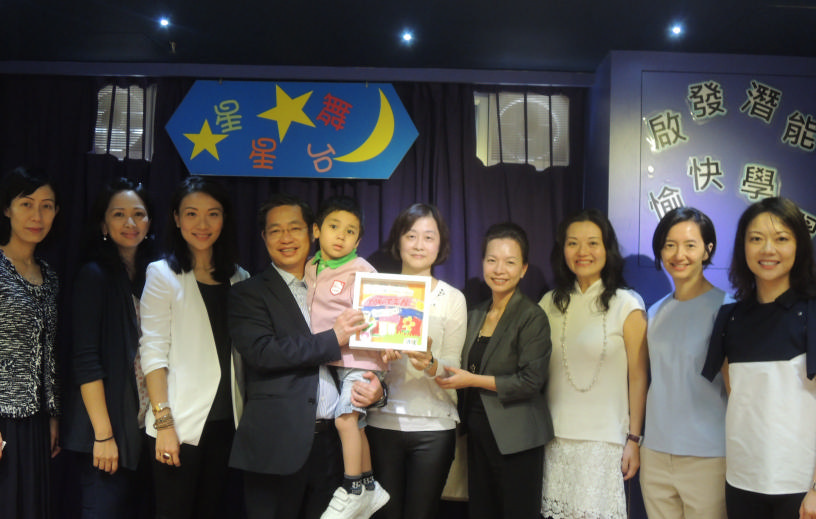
590,50,816,307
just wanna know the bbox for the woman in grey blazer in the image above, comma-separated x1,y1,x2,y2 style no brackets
436,222,552,519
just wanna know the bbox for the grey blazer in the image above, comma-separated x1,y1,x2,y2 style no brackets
461,288,553,455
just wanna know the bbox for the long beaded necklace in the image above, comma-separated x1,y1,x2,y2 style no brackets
560,304,607,392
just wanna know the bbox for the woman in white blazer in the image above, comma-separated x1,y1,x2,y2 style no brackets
139,176,248,519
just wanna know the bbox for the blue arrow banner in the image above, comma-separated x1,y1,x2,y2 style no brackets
166,81,418,179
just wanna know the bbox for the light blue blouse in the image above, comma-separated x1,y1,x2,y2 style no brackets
643,286,731,457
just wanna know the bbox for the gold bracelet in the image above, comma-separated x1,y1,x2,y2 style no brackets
154,418,175,430
152,401,171,415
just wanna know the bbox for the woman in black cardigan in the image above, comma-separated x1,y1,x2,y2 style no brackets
62,178,156,518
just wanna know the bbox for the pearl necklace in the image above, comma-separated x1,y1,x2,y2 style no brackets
560,305,607,392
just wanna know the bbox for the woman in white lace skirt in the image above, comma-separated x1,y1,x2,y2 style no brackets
539,209,648,519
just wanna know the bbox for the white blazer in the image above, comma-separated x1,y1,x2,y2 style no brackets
139,259,249,446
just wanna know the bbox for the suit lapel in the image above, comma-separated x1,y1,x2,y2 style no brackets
261,265,312,336
479,289,523,372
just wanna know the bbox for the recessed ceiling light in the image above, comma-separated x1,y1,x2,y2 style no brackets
400,30,414,45
669,23,683,38
159,17,170,28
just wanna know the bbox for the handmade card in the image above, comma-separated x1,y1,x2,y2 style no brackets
350,273,431,351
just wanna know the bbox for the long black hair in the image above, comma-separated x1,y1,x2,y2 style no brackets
82,178,156,295
551,209,627,313
164,176,238,283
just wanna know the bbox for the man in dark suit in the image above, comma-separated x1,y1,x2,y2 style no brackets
228,194,383,519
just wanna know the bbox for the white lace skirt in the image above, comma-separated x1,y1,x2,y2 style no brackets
541,438,627,519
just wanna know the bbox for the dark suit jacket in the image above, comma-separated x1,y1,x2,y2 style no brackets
461,288,553,455
62,261,143,470
228,265,341,475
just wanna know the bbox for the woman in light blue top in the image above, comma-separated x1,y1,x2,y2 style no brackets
640,207,730,519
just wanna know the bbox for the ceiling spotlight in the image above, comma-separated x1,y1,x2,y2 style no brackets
159,17,170,28
400,30,414,45
669,23,683,38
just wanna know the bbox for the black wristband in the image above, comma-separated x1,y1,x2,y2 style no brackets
94,435,114,442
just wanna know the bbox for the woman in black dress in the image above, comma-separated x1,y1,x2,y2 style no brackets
0,166,61,519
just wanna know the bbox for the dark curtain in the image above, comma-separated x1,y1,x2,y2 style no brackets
0,75,585,299
0,73,585,518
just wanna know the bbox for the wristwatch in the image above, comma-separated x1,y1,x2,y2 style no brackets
626,433,643,446
425,353,435,372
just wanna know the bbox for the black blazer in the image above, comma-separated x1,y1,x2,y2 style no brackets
228,265,341,475
62,261,143,470
461,288,553,455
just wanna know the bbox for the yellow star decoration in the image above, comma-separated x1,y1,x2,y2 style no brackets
184,120,228,160
257,85,315,141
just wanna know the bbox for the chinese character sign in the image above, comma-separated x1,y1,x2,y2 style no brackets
640,71,816,267
647,110,688,152
648,186,685,221
740,164,779,201
165,81,418,179
687,81,727,121
740,81,782,124
781,111,816,151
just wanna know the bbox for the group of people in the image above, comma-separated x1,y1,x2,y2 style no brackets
0,165,814,519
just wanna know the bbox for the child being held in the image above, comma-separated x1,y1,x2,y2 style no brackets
306,196,389,519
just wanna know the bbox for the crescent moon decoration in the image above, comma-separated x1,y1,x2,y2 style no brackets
335,89,395,163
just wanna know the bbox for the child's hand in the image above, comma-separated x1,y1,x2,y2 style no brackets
332,308,367,346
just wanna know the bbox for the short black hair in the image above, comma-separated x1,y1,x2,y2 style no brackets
384,203,451,266
651,206,717,270
0,166,60,247
315,195,364,239
164,176,238,283
257,193,315,234
481,222,529,264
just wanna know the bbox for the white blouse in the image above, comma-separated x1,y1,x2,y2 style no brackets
539,280,644,445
